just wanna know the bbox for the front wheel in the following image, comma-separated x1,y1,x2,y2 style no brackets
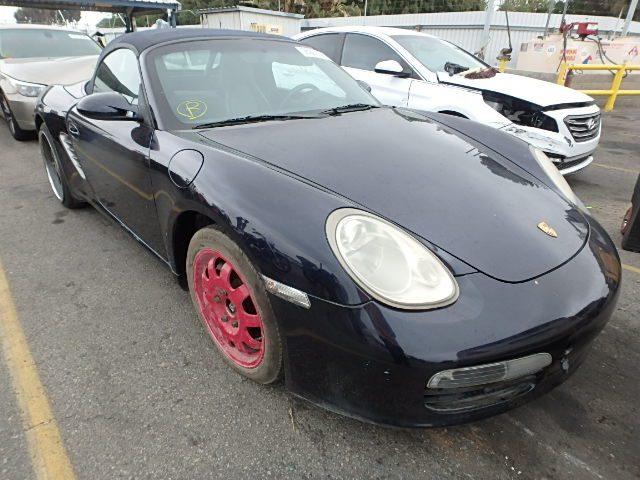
1,93,32,141
39,124,84,209
187,226,283,384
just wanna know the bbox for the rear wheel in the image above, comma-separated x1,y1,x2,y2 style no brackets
1,93,31,141
187,227,282,384
39,124,84,209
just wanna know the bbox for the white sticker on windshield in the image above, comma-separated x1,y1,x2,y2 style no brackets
295,46,330,61
68,34,87,40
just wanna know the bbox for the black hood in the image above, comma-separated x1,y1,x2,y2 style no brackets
197,108,589,283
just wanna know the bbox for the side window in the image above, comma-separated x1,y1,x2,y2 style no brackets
341,34,408,73
93,48,141,105
299,33,342,63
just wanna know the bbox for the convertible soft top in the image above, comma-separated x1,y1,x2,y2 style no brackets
102,28,293,58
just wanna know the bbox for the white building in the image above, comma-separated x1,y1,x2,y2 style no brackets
199,6,303,37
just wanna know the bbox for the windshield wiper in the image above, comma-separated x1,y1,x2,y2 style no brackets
319,104,379,116
193,114,320,129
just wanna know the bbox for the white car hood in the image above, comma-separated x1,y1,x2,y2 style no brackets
437,72,593,107
0,55,98,86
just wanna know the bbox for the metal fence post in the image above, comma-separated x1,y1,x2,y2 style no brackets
622,0,639,36
605,63,628,112
557,63,569,85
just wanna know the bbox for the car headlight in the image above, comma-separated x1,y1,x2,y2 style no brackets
326,208,458,310
530,146,582,207
8,78,46,97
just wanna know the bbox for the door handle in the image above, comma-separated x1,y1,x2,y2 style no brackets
67,122,80,137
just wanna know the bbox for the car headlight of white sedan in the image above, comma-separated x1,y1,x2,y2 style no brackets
8,77,46,97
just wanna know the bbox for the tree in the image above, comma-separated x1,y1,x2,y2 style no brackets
176,0,487,18
502,0,639,20
96,15,125,28
500,0,557,13
14,8,81,24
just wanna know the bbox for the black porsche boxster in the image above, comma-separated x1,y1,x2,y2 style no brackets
36,28,621,427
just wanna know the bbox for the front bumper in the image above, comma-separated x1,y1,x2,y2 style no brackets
273,216,620,427
499,105,601,176
5,92,37,130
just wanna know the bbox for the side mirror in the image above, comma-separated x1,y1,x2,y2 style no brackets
76,92,139,121
356,79,372,92
374,59,409,77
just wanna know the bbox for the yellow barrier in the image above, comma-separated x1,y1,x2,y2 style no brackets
557,62,640,112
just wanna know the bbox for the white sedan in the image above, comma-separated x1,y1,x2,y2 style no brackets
295,26,601,175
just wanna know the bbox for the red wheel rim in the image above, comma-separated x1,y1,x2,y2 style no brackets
193,249,265,368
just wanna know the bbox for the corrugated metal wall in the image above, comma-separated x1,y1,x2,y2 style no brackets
302,11,640,66
202,11,301,37
202,11,242,30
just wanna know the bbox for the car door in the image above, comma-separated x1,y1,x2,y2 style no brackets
339,33,414,107
67,47,165,256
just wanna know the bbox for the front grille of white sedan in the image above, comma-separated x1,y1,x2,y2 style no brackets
564,113,601,142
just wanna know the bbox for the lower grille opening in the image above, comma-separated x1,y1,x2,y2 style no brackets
424,375,537,414
546,152,593,172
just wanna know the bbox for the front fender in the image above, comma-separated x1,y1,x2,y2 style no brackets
36,84,95,200
151,130,369,306
408,81,507,124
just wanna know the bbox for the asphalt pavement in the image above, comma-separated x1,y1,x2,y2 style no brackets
0,109,638,480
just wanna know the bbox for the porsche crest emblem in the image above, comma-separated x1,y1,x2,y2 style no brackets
537,222,558,237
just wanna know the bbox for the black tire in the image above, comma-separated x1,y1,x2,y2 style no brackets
38,124,85,209
186,226,283,384
1,93,32,141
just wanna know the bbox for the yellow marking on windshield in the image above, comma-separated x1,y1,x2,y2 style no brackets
177,100,208,120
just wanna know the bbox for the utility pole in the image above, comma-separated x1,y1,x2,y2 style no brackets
622,0,639,36
479,0,496,59
560,0,569,28
543,0,555,37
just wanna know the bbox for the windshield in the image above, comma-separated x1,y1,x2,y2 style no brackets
391,35,488,74
0,29,101,59
146,39,379,129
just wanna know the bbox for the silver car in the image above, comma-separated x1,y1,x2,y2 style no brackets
0,25,101,140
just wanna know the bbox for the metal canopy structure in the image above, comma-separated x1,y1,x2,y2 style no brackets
0,0,181,30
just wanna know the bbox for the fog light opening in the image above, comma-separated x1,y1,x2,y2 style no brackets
427,353,552,390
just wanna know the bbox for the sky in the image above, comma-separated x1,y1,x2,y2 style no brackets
0,6,107,28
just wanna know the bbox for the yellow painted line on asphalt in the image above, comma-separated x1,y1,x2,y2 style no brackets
0,258,76,480
593,163,639,175
623,263,640,274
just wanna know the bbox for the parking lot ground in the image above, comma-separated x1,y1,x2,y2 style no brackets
0,109,638,480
